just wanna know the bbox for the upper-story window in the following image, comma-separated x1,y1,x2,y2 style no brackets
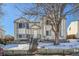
18,34,22,38
19,23,22,28
46,30,51,36
26,23,29,29
18,23,25,28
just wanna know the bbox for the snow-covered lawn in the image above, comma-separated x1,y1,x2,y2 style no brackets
38,41,79,49
3,44,29,50
2,40,79,50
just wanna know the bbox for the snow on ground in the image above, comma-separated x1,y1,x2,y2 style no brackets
2,40,79,50
38,41,79,49
4,44,18,49
0,44,4,48
3,44,29,50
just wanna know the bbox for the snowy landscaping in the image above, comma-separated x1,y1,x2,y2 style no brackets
2,39,79,50
1,39,79,55
38,40,79,49
3,44,29,50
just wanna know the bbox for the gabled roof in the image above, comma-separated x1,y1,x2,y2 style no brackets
14,17,29,23
14,17,41,23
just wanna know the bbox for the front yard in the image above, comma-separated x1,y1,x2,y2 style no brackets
1,39,79,55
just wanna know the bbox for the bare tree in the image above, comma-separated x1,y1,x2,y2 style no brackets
15,3,79,45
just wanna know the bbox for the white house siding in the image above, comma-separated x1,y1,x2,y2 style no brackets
14,17,66,40
18,29,26,34
60,19,66,39
40,18,55,40
40,17,66,40
44,25,54,39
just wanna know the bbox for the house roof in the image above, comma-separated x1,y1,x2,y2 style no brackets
14,17,29,23
14,17,40,23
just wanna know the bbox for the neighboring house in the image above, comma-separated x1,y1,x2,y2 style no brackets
0,27,5,40
67,20,79,39
4,35,14,42
14,17,66,41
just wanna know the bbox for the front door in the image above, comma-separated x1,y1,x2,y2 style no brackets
33,30,38,38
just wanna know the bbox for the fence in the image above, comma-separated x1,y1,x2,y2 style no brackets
3,48,79,56
37,48,79,55
4,50,28,56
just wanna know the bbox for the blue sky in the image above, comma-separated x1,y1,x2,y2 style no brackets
1,3,34,36
1,4,21,35
1,4,79,36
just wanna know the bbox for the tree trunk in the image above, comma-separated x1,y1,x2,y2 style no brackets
54,32,59,45
28,38,38,54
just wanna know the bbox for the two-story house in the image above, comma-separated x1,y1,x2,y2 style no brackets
14,17,66,41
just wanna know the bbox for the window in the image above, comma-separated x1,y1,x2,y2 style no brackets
18,34,22,38
19,23,22,28
18,23,25,28
26,23,29,29
46,31,51,36
22,23,25,28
